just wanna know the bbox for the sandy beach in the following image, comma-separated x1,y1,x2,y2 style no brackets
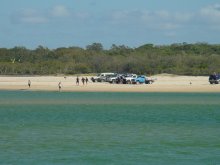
0,74,219,92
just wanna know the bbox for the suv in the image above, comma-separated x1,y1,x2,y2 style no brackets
91,73,115,82
132,75,155,84
106,74,118,83
123,74,137,84
107,74,127,84
209,74,220,84
133,75,146,84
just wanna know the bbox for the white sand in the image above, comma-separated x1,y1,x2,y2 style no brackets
0,74,219,92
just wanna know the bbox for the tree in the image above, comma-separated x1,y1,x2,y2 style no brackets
86,43,103,52
1,43,220,75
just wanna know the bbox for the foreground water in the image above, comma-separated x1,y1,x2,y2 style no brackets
0,91,219,165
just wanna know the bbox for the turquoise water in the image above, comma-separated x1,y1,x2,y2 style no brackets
0,91,220,165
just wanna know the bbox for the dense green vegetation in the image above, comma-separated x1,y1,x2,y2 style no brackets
0,43,220,75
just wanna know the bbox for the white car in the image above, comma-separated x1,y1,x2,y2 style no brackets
123,74,137,84
92,73,115,82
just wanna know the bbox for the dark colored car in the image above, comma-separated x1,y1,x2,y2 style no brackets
209,74,220,84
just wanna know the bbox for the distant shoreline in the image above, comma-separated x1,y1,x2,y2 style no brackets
0,74,219,93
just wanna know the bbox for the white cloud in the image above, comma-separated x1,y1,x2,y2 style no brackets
162,23,180,30
50,5,70,17
200,4,220,23
74,12,91,20
197,4,220,31
173,12,194,22
164,31,177,37
10,3,220,32
12,9,47,24
108,9,192,31
154,10,170,19
11,5,91,25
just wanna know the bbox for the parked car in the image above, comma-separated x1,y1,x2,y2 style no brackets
107,74,129,84
145,77,156,84
132,75,146,84
132,75,155,84
106,74,121,83
209,74,220,84
91,73,115,82
123,74,137,84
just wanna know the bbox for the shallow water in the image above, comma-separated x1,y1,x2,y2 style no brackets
0,91,220,165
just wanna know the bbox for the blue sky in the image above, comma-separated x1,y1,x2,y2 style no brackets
1,0,220,49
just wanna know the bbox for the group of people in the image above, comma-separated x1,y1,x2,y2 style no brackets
76,76,89,85
27,76,89,92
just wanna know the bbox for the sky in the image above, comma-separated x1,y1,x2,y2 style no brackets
1,0,220,49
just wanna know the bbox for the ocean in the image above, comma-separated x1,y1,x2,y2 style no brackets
0,91,219,165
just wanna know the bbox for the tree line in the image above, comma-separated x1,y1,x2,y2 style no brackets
0,42,220,76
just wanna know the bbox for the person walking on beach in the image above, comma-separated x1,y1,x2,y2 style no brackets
76,76,79,85
58,81,62,91
81,77,85,85
28,80,31,88
85,77,88,84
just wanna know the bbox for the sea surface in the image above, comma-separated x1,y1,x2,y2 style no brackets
0,91,219,165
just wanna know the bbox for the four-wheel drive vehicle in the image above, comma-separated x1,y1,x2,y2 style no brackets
209,74,220,84
91,72,156,84
110,74,137,84
123,74,137,84
91,73,115,82
106,74,122,83
132,75,155,84
133,75,146,84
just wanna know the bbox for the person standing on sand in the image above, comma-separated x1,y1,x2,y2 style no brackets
82,77,85,85
28,80,31,88
76,76,79,85
85,77,88,84
58,81,62,91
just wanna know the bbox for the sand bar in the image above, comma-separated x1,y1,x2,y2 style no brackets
0,74,220,93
